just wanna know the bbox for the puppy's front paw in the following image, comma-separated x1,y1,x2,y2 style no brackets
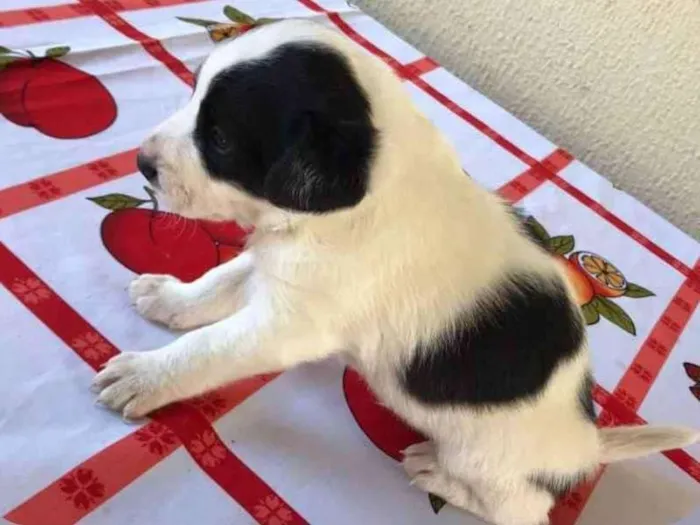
92,352,173,418
129,274,195,330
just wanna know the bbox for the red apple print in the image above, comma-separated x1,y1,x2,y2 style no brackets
343,369,448,513
24,59,117,138
0,45,116,139
217,243,242,264
684,362,700,383
0,60,33,126
343,368,425,461
200,219,249,247
101,207,218,283
89,188,247,282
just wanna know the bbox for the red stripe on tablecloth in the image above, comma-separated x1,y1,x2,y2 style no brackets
0,149,137,220
0,243,120,367
549,176,697,282
498,148,574,202
550,261,700,524
78,0,194,87
548,464,605,525
592,384,700,483
4,377,276,525
402,56,440,77
614,260,700,412
0,244,303,524
0,0,207,28
327,11,405,71
156,403,308,524
551,383,700,524
0,2,90,27
5,421,182,525
409,74,539,166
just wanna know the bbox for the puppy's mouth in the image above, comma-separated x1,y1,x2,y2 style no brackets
147,177,189,215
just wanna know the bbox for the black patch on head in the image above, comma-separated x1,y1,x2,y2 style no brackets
530,471,588,499
401,275,585,407
578,372,596,422
194,42,376,213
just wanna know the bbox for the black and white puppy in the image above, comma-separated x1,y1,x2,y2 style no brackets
93,20,699,525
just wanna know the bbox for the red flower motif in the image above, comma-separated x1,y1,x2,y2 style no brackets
190,392,227,419
189,430,227,467
254,495,294,525
88,160,118,180
71,332,114,362
59,468,105,510
25,8,48,21
28,179,61,200
135,422,177,456
11,277,52,304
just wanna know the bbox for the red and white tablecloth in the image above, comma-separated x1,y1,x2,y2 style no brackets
1,1,699,524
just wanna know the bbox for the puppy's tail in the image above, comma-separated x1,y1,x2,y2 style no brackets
599,425,700,463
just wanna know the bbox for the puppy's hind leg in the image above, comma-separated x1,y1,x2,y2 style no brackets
403,441,553,525
130,251,254,330
403,442,490,520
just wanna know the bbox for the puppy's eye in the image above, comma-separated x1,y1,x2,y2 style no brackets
211,126,230,151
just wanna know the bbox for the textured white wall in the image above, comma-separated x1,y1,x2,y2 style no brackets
356,0,699,238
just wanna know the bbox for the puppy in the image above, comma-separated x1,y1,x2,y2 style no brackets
93,20,699,525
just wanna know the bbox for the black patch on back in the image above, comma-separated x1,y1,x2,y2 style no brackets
401,275,584,407
578,372,596,422
195,42,376,213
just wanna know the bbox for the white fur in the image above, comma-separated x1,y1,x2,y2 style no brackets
93,20,699,525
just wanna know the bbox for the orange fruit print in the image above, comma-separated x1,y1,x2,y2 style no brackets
574,251,627,298
554,255,595,306
177,5,279,43
522,216,654,335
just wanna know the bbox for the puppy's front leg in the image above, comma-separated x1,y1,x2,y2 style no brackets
129,251,254,330
92,305,338,418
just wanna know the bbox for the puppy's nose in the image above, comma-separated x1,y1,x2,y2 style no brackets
137,151,158,182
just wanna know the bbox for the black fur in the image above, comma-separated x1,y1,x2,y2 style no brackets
194,42,376,213
401,275,585,407
578,372,596,422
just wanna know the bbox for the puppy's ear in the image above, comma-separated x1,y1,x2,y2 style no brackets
263,111,375,213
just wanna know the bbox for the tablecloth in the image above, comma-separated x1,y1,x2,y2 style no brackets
1,1,699,524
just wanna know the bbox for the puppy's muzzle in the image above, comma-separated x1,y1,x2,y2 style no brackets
137,150,158,183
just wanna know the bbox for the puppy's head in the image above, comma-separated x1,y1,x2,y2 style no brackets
138,20,377,225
